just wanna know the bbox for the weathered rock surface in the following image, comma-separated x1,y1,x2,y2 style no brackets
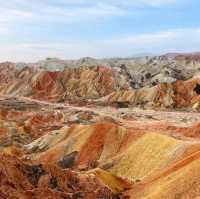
1,54,200,198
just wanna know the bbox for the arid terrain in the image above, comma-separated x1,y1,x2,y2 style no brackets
1,53,200,198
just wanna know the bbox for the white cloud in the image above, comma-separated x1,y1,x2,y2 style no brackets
0,0,194,62
0,0,179,25
0,43,100,62
58,0,178,6
0,1,125,24
0,1,127,37
104,28,200,56
108,30,177,45
42,3,125,19
0,2,129,41
0,0,180,35
96,0,179,7
0,27,200,62
0,22,10,36
135,0,177,6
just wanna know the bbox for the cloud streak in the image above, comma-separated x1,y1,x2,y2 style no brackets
135,0,178,6
0,1,125,25
0,0,181,35
0,0,179,26
0,27,200,62
0,0,197,62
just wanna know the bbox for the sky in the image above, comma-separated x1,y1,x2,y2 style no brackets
0,0,200,62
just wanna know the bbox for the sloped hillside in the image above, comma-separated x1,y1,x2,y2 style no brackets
128,150,200,198
0,65,129,102
0,55,200,198
0,95,200,198
101,77,200,109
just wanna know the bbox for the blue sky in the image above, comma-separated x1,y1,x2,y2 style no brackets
0,0,200,61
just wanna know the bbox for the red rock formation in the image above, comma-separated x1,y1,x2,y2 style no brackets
0,153,126,199
0,62,17,84
0,65,129,102
31,71,65,101
24,111,64,139
1,62,200,198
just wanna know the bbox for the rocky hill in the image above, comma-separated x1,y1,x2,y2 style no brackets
1,54,200,110
1,53,200,198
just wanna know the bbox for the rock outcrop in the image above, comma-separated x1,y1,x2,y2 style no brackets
1,54,200,198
